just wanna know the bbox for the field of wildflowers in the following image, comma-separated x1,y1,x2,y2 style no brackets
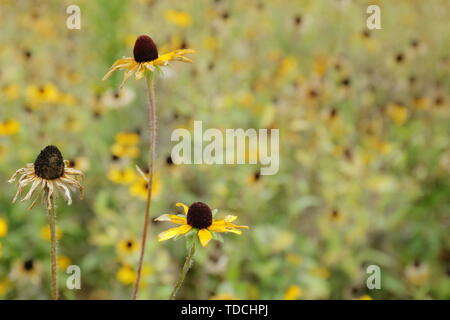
0,0,449,300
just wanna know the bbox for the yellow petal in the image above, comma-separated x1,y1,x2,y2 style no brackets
198,229,212,247
135,63,145,80
158,224,192,242
154,214,187,225
119,64,139,89
224,215,238,222
176,202,189,215
102,58,134,80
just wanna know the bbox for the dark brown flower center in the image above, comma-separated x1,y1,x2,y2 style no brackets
133,35,158,63
24,259,34,271
187,202,213,229
34,145,65,180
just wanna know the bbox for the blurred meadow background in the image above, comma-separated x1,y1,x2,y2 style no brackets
1,0,450,299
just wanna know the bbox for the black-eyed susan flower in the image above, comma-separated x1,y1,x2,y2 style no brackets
10,259,42,285
117,238,139,255
116,265,136,285
8,145,83,209
155,202,249,247
0,119,20,136
102,35,195,89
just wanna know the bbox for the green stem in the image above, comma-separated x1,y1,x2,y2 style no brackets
132,73,157,300
170,241,196,300
47,195,58,300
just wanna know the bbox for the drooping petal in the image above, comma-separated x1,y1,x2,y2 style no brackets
198,229,213,247
135,63,146,80
158,224,192,242
119,64,139,89
154,214,187,225
21,178,42,201
224,215,238,222
176,202,189,215
102,58,135,80
55,180,72,206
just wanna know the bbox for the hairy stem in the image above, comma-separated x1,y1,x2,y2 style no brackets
47,195,58,300
170,241,196,300
132,74,157,300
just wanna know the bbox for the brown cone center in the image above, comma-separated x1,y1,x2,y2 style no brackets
34,145,65,180
187,202,213,229
133,35,158,62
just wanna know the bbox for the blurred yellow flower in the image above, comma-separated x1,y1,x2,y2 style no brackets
25,83,60,106
0,279,11,297
116,132,140,145
111,143,140,158
129,174,161,199
0,120,20,136
357,294,373,300
386,103,409,125
165,10,192,27
284,285,302,300
108,167,137,184
286,253,302,265
311,266,330,279
116,265,136,285
2,84,19,100
117,239,139,255
40,225,63,241
58,256,72,270
0,218,8,237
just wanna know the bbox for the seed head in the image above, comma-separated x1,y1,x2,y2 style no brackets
133,35,158,63
187,202,213,229
34,145,65,180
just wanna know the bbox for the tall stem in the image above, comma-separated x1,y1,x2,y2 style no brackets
132,74,157,300
47,195,58,300
170,241,196,300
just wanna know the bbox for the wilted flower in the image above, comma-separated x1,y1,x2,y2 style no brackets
8,145,83,209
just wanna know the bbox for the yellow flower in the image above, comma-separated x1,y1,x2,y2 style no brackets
0,120,20,136
103,35,195,89
155,202,248,247
0,279,11,297
108,167,137,184
116,265,136,285
25,83,60,106
356,294,373,300
2,84,19,100
115,132,140,145
284,285,302,300
40,225,63,241
0,218,8,237
165,10,193,27
117,239,139,255
111,143,140,158
58,256,71,270
311,266,330,279
386,103,408,125
129,174,161,199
